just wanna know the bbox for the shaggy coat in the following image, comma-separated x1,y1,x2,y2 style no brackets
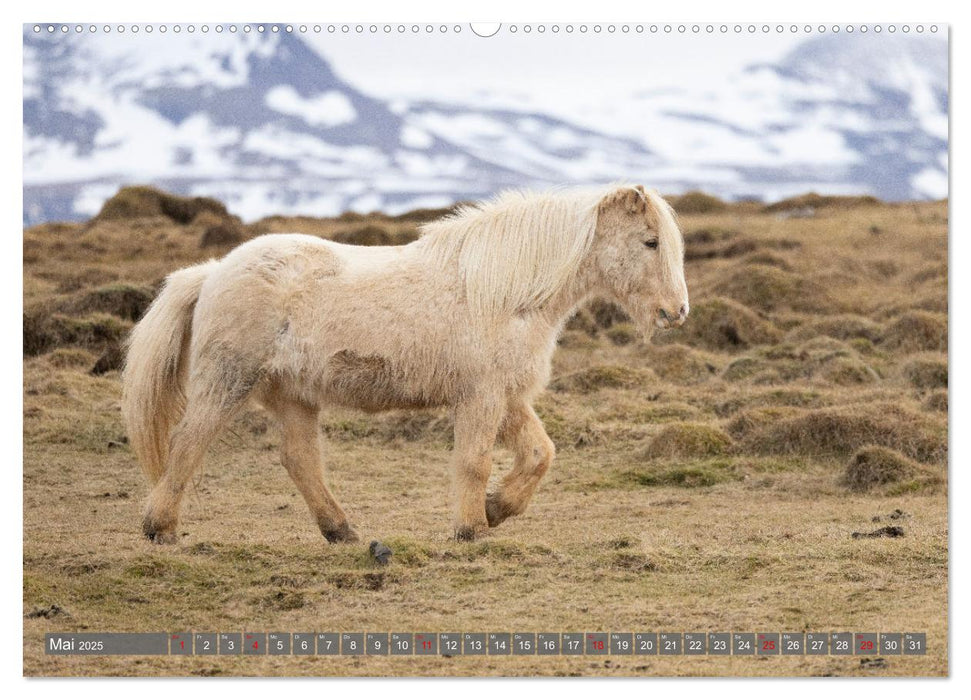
122,184,688,542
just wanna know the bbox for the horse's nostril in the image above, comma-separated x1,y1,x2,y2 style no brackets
678,304,688,318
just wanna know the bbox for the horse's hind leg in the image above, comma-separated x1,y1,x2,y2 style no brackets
142,363,254,543
485,402,555,528
264,393,358,543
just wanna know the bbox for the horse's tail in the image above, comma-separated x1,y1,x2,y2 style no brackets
122,260,218,485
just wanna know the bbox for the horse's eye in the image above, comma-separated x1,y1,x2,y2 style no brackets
644,239,659,250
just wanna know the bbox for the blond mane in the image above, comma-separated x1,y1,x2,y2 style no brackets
418,187,609,319
650,190,685,288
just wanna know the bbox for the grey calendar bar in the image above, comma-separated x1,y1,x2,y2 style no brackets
45,633,168,655
43,631,927,655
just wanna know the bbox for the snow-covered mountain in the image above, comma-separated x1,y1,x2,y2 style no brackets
22,28,948,224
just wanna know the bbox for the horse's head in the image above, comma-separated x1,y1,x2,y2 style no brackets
592,185,689,334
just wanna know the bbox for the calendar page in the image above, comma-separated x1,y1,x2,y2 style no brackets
22,21,948,678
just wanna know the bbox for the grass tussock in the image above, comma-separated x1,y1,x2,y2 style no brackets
741,250,793,270
902,355,948,391
621,458,739,488
725,407,804,439
331,225,419,246
785,315,882,343
550,365,654,394
44,348,96,369
712,264,836,313
841,445,941,494
923,390,948,413
669,191,728,215
819,356,880,386
605,323,638,346
762,192,882,213
322,410,452,444
94,185,229,224
200,220,245,248
880,311,948,353
23,312,130,357
642,423,734,460
65,283,155,321
26,283,154,325
640,344,717,384
719,339,878,386
564,300,630,337
653,296,782,352
683,228,756,261
735,403,946,464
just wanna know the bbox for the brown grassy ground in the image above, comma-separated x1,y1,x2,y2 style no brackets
23,188,948,677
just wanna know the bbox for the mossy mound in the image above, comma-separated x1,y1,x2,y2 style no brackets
741,250,793,270
819,356,880,386
718,336,877,386
200,221,245,248
670,191,728,215
652,296,781,352
322,410,452,444
762,192,881,213
642,423,733,460
564,308,599,336
683,228,756,261
683,227,737,247
621,458,738,488
785,315,882,343
332,224,394,246
565,299,631,338
588,299,631,329
841,445,939,494
331,225,418,247
65,283,155,322
641,344,716,384
24,312,131,356
714,389,824,418
923,390,948,413
721,356,769,382
389,204,465,223
711,264,835,313
44,348,96,369
880,311,947,353
91,343,125,375
735,403,946,464
556,330,600,350
94,185,229,224
902,355,948,391
534,403,604,449
606,323,639,346
725,407,804,439
550,365,654,394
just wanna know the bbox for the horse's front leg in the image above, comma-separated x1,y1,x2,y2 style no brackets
450,394,504,541
486,402,555,528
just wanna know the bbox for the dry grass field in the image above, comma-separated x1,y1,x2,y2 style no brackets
22,188,948,677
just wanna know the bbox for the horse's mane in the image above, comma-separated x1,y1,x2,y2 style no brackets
418,186,609,319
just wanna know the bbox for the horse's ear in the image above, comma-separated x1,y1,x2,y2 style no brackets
599,186,649,216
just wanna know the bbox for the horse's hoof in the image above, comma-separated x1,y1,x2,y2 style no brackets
453,524,488,541
323,522,360,543
143,527,178,544
143,516,178,544
485,494,511,528
454,526,477,542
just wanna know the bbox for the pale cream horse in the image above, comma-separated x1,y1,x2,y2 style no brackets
122,184,688,543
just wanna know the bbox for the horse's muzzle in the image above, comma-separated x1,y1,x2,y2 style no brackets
656,304,688,328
